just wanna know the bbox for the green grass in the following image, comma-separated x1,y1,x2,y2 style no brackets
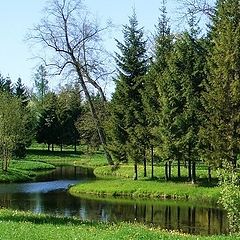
69,178,221,203
26,149,108,167
0,209,235,240
94,164,219,187
0,160,55,183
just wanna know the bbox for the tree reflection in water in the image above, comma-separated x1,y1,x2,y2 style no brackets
0,166,228,236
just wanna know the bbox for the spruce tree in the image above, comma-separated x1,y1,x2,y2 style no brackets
108,11,147,180
156,9,206,182
141,0,171,179
201,0,240,168
153,1,175,180
15,78,29,106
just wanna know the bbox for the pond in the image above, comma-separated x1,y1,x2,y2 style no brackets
0,166,228,235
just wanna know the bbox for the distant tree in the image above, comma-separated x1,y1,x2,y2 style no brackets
0,92,28,171
15,77,29,107
34,65,49,103
57,83,82,151
108,11,148,180
178,0,215,18
76,94,104,152
35,92,60,151
0,74,13,94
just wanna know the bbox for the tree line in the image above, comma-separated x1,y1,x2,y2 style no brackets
0,68,105,171
1,0,239,182
106,0,240,182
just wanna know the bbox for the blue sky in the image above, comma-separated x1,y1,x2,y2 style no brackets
0,0,205,90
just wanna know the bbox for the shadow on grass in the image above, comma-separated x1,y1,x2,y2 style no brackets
0,210,102,228
143,176,218,187
27,149,84,158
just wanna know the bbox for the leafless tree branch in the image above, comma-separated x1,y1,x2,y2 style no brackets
27,0,114,164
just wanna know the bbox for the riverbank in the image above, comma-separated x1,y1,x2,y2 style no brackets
0,148,221,202
69,178,220,203
0,160,55,183
0,209,234,240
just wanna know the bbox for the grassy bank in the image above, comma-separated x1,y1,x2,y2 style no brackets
0,160,55,183
0,209,234,240
69,178,220,202
94,165,218,181
26,149,108,168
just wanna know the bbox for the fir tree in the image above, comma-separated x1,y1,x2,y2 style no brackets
200,0,240,168
153,1,175,180
15,78,29,106
108,11,148,179
141,0,172,179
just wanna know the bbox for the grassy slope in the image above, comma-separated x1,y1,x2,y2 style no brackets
26,149,108,167
69,178,220,202
0,160,55,183
70,164,220,202
94,165,218,180
0,209,235,240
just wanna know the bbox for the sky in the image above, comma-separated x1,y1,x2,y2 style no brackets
0,0,206,91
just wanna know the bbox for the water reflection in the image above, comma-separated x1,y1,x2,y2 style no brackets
0,166,228,235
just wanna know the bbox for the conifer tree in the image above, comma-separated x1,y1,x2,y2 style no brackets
153,1,175,180
15,78,29,107
35,92,60,151
141,0,171,179
200,0,240,168
108,11,147,179
175,31,207,183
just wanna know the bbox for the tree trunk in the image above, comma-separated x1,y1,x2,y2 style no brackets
188,159,192,182
134,163,138,180
74,136,77,153
208,166,212,183
143,147,147,177
52,144,54,152
151,145,154,179
74,62,113,165
60,143,63,152
47,144,50,151
165,162,168,181
168,161,172,180
177,159,181,179
191,161,196,184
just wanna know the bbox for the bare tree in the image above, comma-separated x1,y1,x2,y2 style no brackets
177,0,215,19
28,0,114,164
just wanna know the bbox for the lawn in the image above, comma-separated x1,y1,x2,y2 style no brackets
69,178,220,202
0,160,55,183
0,209,235,240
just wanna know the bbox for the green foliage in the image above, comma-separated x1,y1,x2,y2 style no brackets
57,84,81,148
0,74,13,94
15,77,29,106
218,165,240,234
108,11,148,171
35,92,60,149
76,94,104,152
200,0,240,168
0,92,29,171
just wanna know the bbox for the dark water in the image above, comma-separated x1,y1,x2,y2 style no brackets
0,166,228,235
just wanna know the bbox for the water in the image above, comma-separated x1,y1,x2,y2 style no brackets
0,166,228,235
